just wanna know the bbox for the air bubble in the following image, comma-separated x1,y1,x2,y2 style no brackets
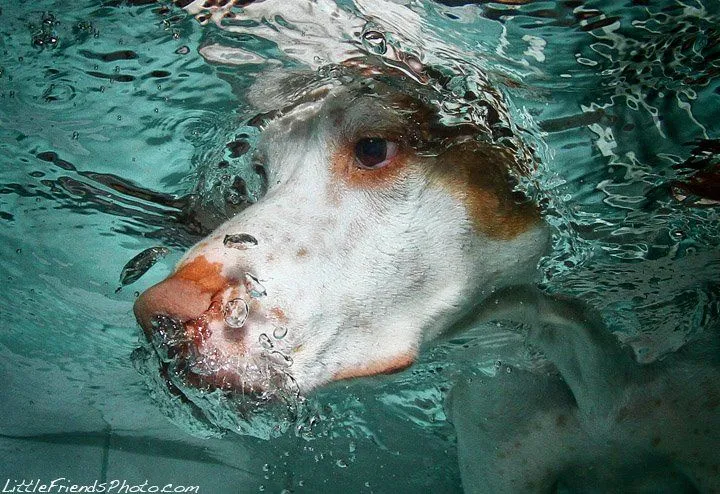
224,298,249,328
273,326,288,340
244,273,266,298
259,333,273,349
269,351,293,367
119,246,170,285
224,233,258,249
670,229,686,241
362,30,387,55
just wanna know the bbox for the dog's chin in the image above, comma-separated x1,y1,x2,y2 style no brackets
153,357,295,407
144,314,300,401
132,337,306,439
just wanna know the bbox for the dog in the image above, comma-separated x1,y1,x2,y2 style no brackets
133,34,720,494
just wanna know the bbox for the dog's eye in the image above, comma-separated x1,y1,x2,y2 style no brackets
354,138,399,169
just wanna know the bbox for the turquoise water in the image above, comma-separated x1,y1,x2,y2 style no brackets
1,1,718,492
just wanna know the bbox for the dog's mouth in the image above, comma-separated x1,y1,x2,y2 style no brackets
143,310,299,395
133,349,304,440
133,311,305,438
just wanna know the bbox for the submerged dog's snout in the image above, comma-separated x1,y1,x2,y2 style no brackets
134,276,212,335
133,256,230,336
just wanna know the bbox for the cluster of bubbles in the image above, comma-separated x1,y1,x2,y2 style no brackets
31,12,59,48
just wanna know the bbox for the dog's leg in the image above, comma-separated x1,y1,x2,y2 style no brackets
448,286,623,493
474,286,637,421
449,363,581,494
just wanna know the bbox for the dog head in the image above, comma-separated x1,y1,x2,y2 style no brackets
134,65,549,397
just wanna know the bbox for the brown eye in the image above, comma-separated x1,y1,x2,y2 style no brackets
354,137,399,169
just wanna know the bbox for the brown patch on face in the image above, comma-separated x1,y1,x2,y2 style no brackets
333,352,415,381
330,140,411,189
296,247,309,258
174,256,229,293
323,82,538,238
316,71,539,239
427,141,541,239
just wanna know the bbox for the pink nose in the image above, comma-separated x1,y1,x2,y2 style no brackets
133,256,229,336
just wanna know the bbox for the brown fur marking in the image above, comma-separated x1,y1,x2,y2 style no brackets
333,352,415,381
427,141,541,239
174,256,228,294
269,306,288,324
